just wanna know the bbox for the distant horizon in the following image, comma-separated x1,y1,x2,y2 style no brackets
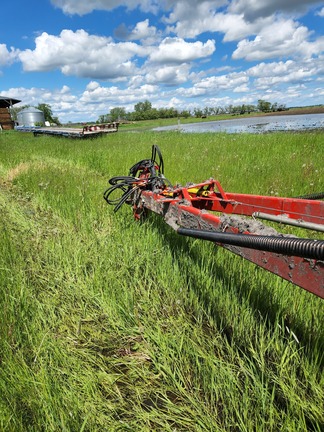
60,104,324,124
52,106,324,125
1,0,323,123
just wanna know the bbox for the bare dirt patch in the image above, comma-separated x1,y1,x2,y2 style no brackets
5,162,32,181
262,106,324,116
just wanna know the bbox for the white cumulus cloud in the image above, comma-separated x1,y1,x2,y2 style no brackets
0,85,77,115
51,0,160,15
145,63,191,85
18,29,150,79
0,44,19,67
316,7,324,16
248,60,295,77
80,82,158,106
165,6,273,42
232,19,324,61
114,19,158,43
177,71,249,97
229,0,323,21
149,37,215,63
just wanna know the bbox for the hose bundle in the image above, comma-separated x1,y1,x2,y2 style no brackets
103,145,170,212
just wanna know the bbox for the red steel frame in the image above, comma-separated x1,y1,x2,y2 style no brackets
134,179,324,299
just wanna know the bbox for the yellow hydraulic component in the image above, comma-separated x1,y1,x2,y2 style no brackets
187,187,211,197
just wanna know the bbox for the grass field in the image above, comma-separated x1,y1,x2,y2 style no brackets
0,129,323,431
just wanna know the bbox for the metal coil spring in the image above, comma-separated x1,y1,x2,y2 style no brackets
178,228,324,261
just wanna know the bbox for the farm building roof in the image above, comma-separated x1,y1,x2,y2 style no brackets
0,96,21,108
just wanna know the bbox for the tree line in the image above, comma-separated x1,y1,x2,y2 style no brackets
97,99,287,122
9,98,287,125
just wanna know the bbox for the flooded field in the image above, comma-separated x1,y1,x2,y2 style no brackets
153,113,324,133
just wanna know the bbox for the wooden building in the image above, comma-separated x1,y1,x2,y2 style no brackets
0,96,21,130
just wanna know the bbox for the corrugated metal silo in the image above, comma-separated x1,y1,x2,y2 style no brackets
17,107,45,126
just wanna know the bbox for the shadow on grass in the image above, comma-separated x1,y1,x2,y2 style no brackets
147,213,324,368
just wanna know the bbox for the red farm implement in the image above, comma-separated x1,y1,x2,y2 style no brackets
104,145,324,299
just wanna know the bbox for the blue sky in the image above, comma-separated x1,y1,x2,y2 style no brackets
1,0,324,123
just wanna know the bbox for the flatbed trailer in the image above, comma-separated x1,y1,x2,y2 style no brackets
16,122,119,138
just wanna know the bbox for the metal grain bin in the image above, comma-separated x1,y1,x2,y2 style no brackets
17,107,45,126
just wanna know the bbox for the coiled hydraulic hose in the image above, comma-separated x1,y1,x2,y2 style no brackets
178,228,324,261
294,191,324,200
104,145,170,212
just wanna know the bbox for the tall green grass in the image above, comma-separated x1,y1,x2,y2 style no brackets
0,130,323,431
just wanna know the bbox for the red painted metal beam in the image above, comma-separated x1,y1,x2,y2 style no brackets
200,192,323,224
175,180,324,224
140,188,324,298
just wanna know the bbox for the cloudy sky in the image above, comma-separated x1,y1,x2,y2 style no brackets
1,0,324,123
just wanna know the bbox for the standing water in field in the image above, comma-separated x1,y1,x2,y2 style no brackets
153,113,324,133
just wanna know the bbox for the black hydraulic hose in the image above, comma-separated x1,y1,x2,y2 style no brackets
103,176,135,209
129,159,154,177
109,176,137,185
104,146,170,212
151,144,164,175
104,172,171,212
177,228,324,260
294,191,324,200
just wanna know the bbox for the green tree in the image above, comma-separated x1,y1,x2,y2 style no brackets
134,100,152,113
245,104,256,113
98,114,110,123
36,103,61,125
226,104,233,114
109,107,126,122
180,110,191,118
231,105,241,114
271,102,278,112
203,107,210,117
277,103,287,111
257,99,272,112
193,108,203,118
